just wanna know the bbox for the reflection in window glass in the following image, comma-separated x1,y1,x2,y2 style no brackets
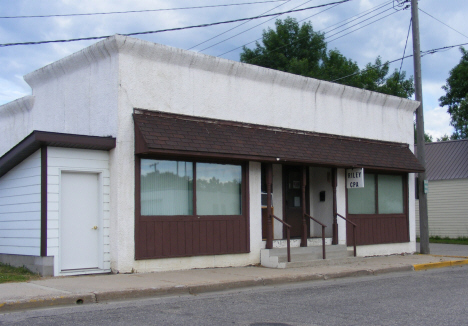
196,163,242,215
348,174,376,214
140,159,193,215
378,174,403,214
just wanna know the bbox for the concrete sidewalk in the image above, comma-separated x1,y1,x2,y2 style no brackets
1,247,468,313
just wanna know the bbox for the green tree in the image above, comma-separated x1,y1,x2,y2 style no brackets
437,134,451,142
240,18,414,99
439,47,468,139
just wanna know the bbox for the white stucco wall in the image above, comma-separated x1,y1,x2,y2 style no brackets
0,35,419,272
0,96,35,157
0,40,120,157
115,36,417,145
0,150,41,256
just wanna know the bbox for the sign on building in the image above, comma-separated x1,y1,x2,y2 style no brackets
346,168,364,188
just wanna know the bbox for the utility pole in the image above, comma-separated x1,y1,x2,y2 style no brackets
411,0,430,254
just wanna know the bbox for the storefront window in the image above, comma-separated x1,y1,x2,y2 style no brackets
348,173,404,215
141,159,193,216
140,159,242,216
196,163,242,215
378,174,403,214
348,174,376,214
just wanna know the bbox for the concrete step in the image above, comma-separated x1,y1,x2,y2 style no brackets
260,244,358,269
271,238,332,248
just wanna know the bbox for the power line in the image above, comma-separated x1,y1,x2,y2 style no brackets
187,0,293,50
331,41,468,83
230,0,401,61
218,0,394,57
0,1,289,19
199,0,315,53
321,0,393,33
419,8,468,40
216,0,351,57
324,5,397,40
326,6,404,43
421,42,468,56
0,0,352,48
399,18,412,76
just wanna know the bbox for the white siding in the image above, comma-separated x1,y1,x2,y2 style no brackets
47,147,111,276
416,178,468,238
0,150,41,256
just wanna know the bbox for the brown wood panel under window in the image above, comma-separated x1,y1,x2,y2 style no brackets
346,215,409,245
136,218,249,259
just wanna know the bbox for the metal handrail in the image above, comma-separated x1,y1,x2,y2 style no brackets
271,214,292,262
304,214,326,259
337,213,357,257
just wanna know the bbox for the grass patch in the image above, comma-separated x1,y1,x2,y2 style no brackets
416,236,468,245
0,263,40,284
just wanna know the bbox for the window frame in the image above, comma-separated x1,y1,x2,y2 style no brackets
345,170,409,245
134,155,250,260
138,157,245,219
347,171,407,216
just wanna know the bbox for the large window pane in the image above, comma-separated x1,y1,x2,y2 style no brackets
378,174,403,214
141,159,193,215
348,173,376,214
196,163,242,215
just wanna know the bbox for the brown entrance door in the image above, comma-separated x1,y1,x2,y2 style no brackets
283,165,309,238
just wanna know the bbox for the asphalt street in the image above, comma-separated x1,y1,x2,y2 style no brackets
1,264,467,326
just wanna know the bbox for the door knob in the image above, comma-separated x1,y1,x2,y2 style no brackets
92,226,98,230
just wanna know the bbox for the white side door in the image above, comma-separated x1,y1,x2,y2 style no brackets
60,172,100,271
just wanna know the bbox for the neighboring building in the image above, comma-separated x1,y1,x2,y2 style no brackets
0,35,423,276
415,140,468,238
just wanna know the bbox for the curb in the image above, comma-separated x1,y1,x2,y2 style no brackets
0,293,95,313
413,259,468,271
0,265,415,313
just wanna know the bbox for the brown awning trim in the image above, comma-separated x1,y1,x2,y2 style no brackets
133,109,424,173
0,131,116,178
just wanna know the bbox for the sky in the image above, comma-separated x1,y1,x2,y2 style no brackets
1,0,467,140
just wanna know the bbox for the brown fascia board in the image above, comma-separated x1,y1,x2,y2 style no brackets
136,148,422,173
0,131,116,178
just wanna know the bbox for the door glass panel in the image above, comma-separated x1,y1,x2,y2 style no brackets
196,163,242,215
140,159,193,215
348,173,376,214
286,170,301,208
378,174,404,214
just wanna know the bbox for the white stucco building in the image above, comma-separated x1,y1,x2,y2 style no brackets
0,35,423,276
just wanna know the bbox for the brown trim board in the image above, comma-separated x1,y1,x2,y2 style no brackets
0,130,116,178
